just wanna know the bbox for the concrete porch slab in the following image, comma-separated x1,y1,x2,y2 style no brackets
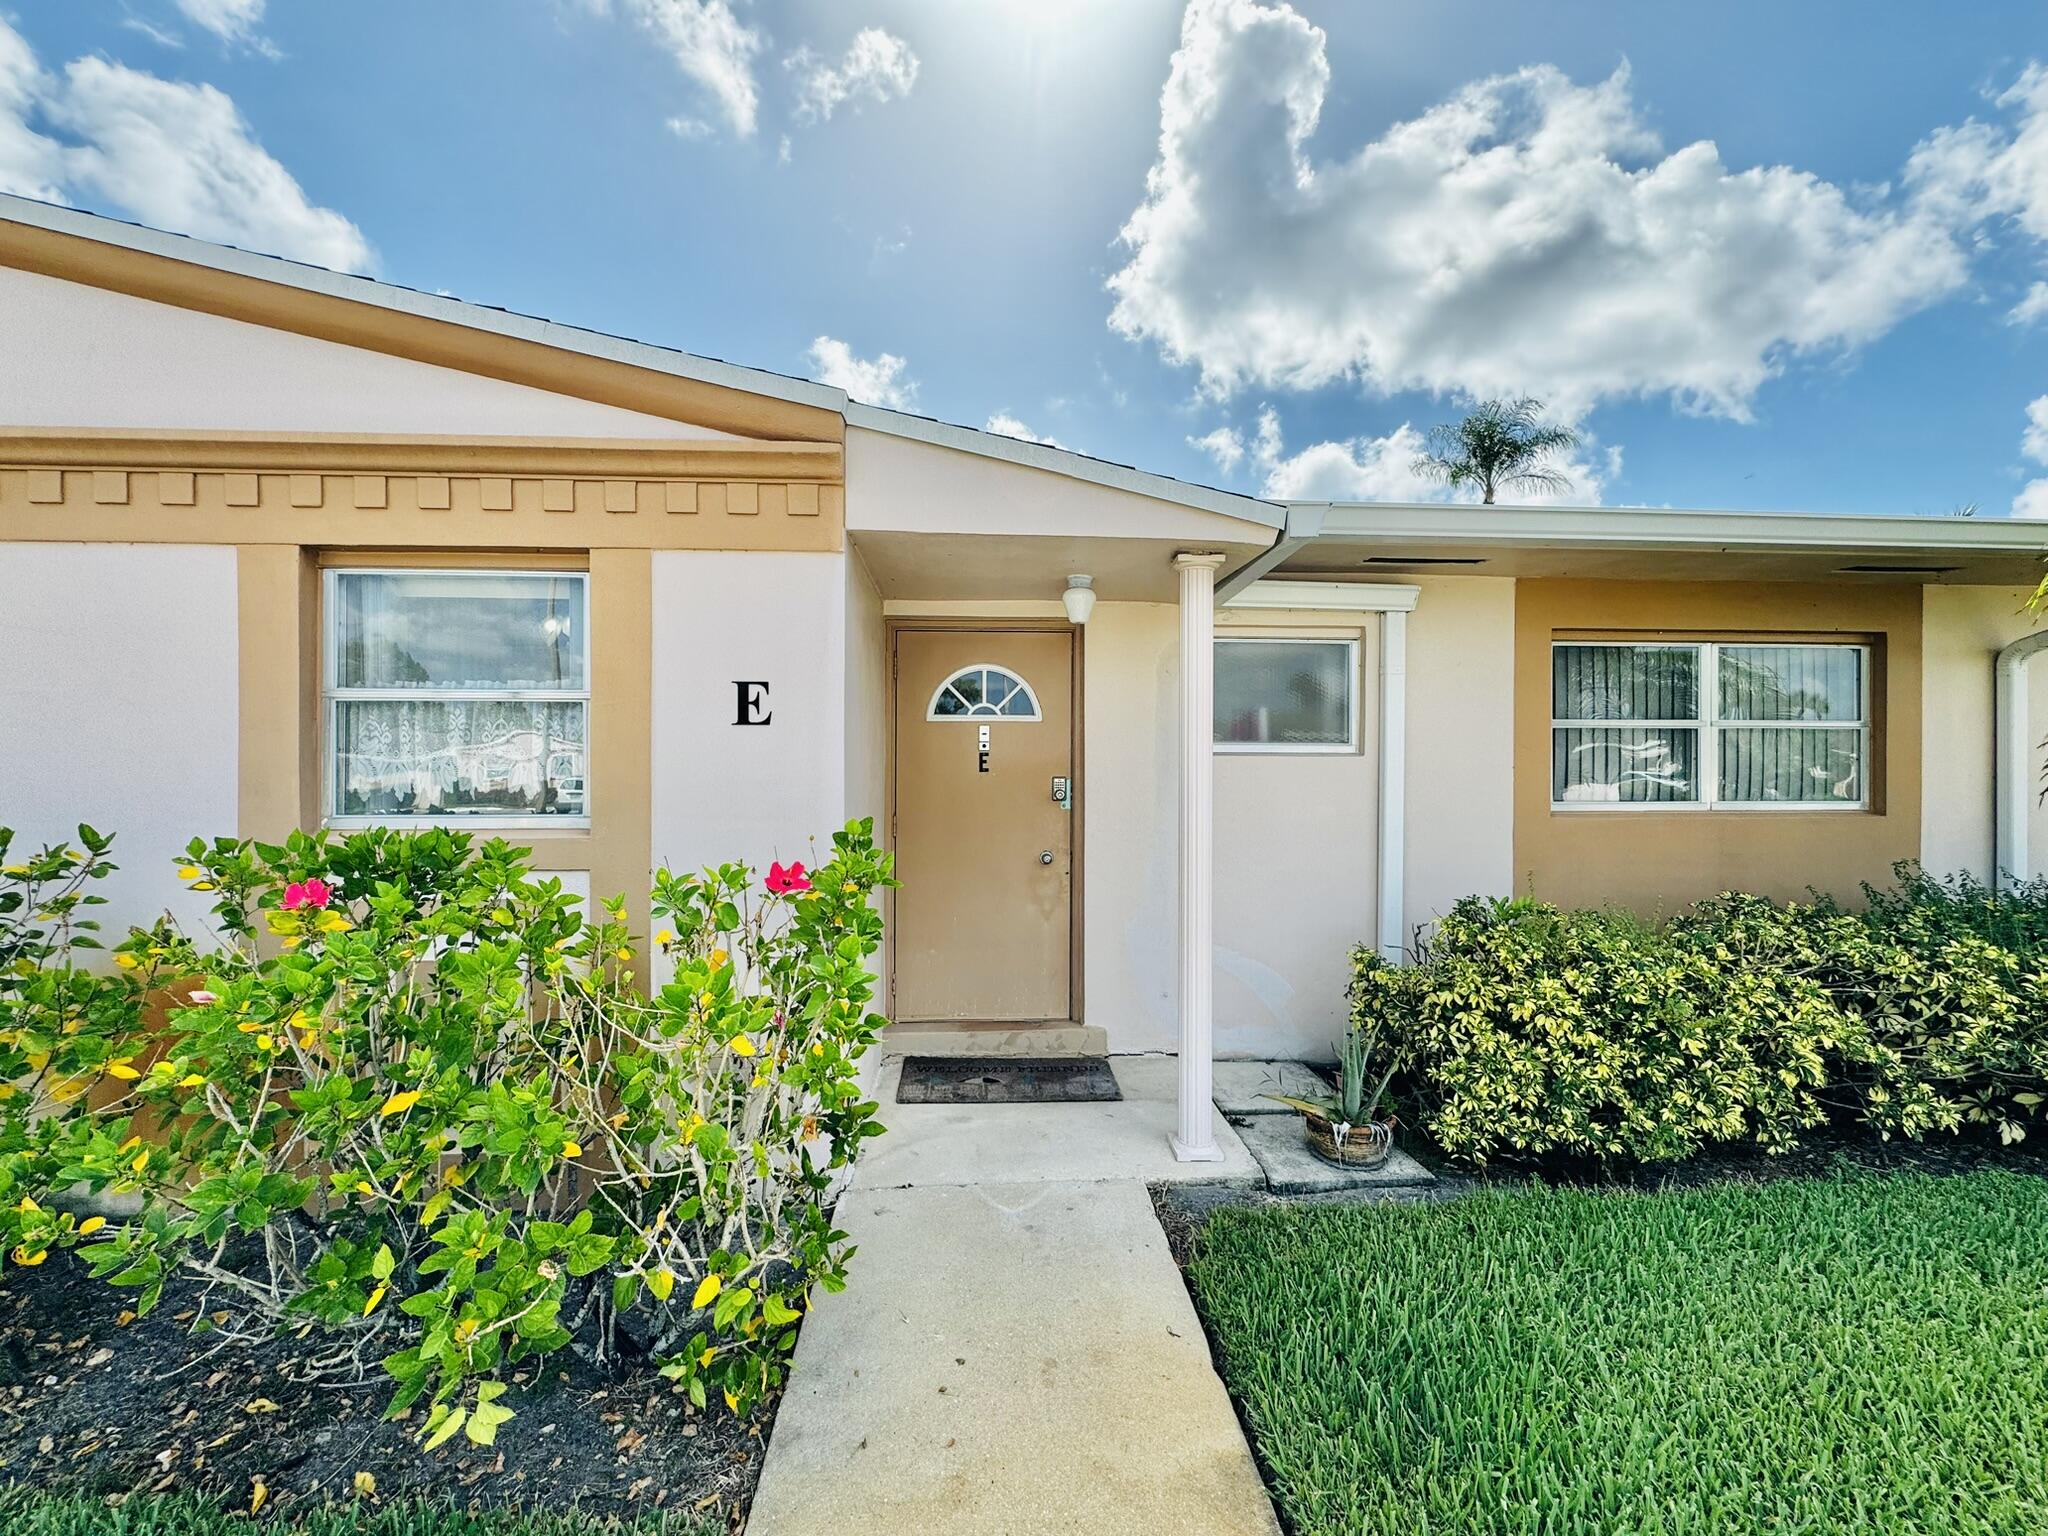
1211,1059,1332,1116
1234,1114,1436,1195
856,1055,1261,1190
884,1019,1109,1058
747,1180,1281,1536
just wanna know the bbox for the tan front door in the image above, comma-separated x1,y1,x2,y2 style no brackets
893,629,1074,1022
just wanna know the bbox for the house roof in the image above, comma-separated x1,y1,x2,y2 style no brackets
2,192,2044,569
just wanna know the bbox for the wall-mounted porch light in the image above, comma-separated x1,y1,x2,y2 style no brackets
1062,574,1096,626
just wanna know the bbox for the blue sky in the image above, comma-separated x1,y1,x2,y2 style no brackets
7,0,2048,516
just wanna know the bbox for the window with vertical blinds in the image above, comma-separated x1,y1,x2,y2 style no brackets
1551,641,1868,809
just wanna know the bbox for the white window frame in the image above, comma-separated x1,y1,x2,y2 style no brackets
1550,639,1871,812
1213,635,1361,755
323,566,593,830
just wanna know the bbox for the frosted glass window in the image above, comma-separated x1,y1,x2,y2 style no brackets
1214,638,1357,750
326,570,589,822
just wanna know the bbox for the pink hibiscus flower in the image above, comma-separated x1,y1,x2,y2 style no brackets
281,877,333,911
765,861,812,895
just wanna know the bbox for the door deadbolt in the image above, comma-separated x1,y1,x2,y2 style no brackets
1040,850,1054,865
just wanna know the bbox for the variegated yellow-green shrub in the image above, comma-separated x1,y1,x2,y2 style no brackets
1356,869,2048,1166
0,819,891,1451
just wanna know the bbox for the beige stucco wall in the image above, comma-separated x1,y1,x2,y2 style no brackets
0,268,732,440
0,542,237,940
844,550,888,826
1404,576,1517,940
650,550,848,887
1921,585,2048,882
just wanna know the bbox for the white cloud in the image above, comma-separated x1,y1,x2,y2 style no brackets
1109,0,1971,420
1187,424,1244,475
665,115,713,140
807,335,917,408
787,28,919,125
622,0,764,139
984,412,1063,448
0,21,62,203
1906,66,2048,323
2017,395,2048,519
1245,407,1615,504
173,0,267,47
0,23,373,273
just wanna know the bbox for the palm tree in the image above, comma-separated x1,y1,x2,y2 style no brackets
1412,397,1579,505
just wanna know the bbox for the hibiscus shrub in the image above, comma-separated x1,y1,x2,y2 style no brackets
0,818,892,1447
1356,867,2048,1167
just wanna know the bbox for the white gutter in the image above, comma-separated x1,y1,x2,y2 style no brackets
1216,504,1326,602
1226,580,1420,962
1995,630,2048,888
1307,500,2048,558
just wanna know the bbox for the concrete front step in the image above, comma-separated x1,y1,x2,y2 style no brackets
883,1019,1108,1058
747,1180,1281,1536
1233,1113,1436,1195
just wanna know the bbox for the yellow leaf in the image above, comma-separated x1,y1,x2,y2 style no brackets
105,1059,140,1080
177,866,201,881
353,1471,377,1498
249,1480,268,1515
560,1140,582,1160
647,1268,676,1303
318,911,353,933
24,1051,48,1072
15,1196,37,1214
615,947,632,962
654,929,674,946
723,1389,740,1413
380,1090,422,1118
178,1073,206,1089
698,1345,715,1367
114,954,139,970
130,1148,149,1174
728,1034,757,1058
454,1318,478,1344
692,1272,721,1309
363,1284,388,1316
256,1035,275,1053
709,948,729,970
355,1180,373,1196
245,1398,281,1414
440,1163,468,1188
13,1248,47,1267
76,1216,105,1237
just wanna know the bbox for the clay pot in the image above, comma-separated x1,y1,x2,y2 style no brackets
1303,1111,1394,1169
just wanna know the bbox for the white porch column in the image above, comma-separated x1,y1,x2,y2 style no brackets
1376,607,1408,962
1172,552,1226,1162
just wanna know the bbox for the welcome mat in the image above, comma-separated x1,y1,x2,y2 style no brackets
896,1056,1122,1105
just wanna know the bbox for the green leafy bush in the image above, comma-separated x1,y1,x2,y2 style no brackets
0,819,892,1445
1356,867,2048,1166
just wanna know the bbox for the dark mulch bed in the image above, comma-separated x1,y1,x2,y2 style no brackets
1154,1121,2048,1267
0,1252,765,1528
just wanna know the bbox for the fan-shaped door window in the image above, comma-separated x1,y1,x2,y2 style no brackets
926,663,1043,721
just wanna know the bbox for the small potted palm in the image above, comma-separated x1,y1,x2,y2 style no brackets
1265,1022,1398,1168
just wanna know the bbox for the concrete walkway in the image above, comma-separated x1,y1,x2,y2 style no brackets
746,1177,1281,1536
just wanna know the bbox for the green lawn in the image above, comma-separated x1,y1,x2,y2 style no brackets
1189,1172,2048,1536
0,1491,711,1536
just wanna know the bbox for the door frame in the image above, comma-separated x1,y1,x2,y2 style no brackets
884,618,1085,1025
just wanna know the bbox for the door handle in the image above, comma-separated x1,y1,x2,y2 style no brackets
1040,850,1054,865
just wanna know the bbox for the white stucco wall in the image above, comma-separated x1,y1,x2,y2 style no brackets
1079,602,1183,1053
650,551,848,885
1921,585,2048,882
0,543,237,942
1404,576,1516,939
1212,611,1379,1062
0,268,731,440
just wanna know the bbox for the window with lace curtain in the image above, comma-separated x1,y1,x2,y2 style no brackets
1552,640,1869,809
324,569,590,824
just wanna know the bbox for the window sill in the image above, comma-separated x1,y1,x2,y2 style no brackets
323,817,594,833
